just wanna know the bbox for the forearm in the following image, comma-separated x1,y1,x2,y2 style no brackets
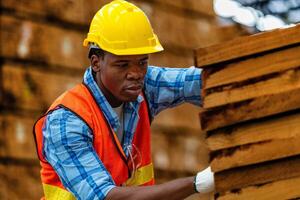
145,66,202,117
106,176,195,200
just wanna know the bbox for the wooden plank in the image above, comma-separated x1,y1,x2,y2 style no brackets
169,134,200,172
168,0,215,16
153,104,202,130
0,14,89,69
0,114,38,159
0,161,42,200
1,63,81,112
214,155,300,192
203,45,300,90
203,67,300,108
132,1,246,50
151,125,206,173
200,87,300,131
217,176,300,200
151,131,171,171
146,2,215,49
207,111,300,151
211,137,300,172
145,0,215,16
194,24,300,67
149,46,194,68
0,0,212,28
0,0,105,26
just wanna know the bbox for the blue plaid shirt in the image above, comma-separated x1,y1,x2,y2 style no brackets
42,66,201,200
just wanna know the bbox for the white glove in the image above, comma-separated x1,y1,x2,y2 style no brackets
194,166,215,193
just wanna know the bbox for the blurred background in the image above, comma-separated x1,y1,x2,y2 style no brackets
1,0,298,199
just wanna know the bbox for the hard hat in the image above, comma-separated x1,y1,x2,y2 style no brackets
83,0,164,55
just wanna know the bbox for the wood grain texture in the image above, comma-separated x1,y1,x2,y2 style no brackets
1,63,81,112
132,0,246,50
200,87,300,131
203,67,300,108
0,161,42,200
0,114,37,159
0,0,105,25
149,50,193,68
1,0,247,54
216,176,300,200
211,137,300,172
207,111,300,151
0,14,89,69
151,125,205,172
155,0,215,16
202,45,300,90
1,0,213,26
214,155,300,192
194,24,300,67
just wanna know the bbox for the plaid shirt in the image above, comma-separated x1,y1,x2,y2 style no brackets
42,66,201,200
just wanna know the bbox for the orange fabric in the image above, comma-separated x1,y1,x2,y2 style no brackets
33,83,153,191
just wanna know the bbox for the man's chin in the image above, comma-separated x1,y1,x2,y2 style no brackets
121,89,142,102
122,95,139,102
119,93,140,103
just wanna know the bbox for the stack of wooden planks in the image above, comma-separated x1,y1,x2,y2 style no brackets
195,24,300,200
0,0,103,198
0,0,246,199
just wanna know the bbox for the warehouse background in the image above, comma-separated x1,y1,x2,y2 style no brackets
0,0,248,199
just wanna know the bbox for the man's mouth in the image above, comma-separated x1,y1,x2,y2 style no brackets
124,84,143,96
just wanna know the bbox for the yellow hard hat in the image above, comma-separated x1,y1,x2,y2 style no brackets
83,0,164,55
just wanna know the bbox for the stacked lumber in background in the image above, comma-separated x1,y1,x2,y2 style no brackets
195,24,300,200
1,0,247,199
133,0,248,68
1,0,95,198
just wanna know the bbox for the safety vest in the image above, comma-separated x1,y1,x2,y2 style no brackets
33,83,154,200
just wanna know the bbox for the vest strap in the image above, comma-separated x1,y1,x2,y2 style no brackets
43,184,76,200
124,163,154,186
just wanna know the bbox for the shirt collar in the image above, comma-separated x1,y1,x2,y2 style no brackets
83,67,144,132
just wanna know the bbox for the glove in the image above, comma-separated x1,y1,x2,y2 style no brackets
194,166,215,193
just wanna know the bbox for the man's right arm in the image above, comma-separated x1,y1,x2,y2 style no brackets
143,66,202,118
105,166,214,200
43,108,116,199
106,176,195,200
43,108,214,200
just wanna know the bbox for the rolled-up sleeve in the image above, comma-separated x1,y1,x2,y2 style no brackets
144,66,202,117
42,108,116,200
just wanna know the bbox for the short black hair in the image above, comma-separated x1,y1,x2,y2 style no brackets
88,48,105,59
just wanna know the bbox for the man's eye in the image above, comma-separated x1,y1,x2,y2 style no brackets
139,61,148,66
117,63,129,68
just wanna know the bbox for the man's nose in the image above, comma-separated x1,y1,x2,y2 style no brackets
126,65,146,80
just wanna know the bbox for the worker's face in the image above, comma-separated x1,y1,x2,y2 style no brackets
91,52,148,107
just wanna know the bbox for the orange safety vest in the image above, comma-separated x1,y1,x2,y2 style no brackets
33,83,154,200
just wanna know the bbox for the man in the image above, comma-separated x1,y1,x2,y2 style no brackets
34,0,214,199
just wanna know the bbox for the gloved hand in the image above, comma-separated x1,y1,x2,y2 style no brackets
194,166,215,193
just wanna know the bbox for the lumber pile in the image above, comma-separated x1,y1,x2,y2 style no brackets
0,0,101,198
1,0,246,199
195,24,300,199
131,0,247,68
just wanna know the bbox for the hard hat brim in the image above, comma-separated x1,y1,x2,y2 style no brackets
103,45,164,55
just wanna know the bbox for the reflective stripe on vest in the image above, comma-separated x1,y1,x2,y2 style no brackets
34,83,154,199
42,163,154,200
43,184,76,200
124,163,154,186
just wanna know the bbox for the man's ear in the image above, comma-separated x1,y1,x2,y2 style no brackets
91,55,102,72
